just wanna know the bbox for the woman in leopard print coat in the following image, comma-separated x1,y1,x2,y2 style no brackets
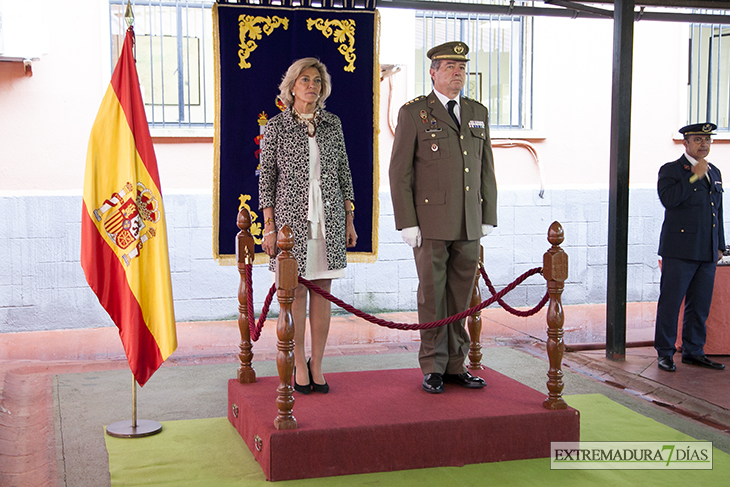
259,58,356,394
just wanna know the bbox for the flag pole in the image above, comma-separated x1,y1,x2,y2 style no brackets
105,2,164,439
132,374,137,428
106,374,163,438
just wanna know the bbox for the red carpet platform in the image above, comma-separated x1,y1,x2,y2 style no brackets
228,368,580,481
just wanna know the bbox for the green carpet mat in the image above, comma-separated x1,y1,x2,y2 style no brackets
105,394,730,486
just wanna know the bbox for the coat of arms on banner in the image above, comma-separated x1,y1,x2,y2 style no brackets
93,182,161,266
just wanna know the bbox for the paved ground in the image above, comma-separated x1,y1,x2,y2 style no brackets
1,303,729,486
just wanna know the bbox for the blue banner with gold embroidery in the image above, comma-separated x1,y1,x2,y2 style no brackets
213,1,379,265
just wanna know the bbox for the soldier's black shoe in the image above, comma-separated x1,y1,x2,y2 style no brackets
657,356,676,372
443,372,487,388
422,373,444,393
681,355,725,370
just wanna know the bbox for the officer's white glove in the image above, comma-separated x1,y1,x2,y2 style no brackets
401,226,422,248
481,224,494,236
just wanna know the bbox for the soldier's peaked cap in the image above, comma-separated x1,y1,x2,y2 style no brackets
679,123,717,136
427,41,469,62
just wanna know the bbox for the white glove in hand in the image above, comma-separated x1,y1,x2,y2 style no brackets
401,226,422,248
481,224,494,237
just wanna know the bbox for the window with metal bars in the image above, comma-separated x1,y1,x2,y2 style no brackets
109,0,215,131
688,23,730,131
416,10,532,130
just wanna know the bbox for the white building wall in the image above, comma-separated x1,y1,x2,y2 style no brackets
0,3,727,332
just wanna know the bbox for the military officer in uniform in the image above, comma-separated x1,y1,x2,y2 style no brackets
654,122,726,372
389,41,498,393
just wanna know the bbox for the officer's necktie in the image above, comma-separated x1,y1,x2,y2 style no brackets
447,100,460,130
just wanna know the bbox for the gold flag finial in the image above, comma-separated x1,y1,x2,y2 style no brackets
124,0,135,28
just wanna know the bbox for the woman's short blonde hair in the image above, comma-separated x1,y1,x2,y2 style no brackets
278,58,332,109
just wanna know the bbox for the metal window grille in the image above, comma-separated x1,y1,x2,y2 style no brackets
109,0,215,130
688,23,730,131
416,10,532,130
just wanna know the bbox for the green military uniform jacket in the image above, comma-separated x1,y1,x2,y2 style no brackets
389,91,497,240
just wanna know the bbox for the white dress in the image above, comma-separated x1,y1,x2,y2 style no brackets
302,113,345,280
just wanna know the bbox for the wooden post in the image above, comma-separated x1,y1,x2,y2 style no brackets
467,246,485,370
274,225,298,430
236,208,256,384
543,221,568,410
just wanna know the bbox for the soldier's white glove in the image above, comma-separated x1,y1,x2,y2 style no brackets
481,224,494,236
401,226,422,248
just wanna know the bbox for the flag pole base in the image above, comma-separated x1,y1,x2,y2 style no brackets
106,419,162,438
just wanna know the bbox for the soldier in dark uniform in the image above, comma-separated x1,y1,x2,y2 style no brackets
655,122,726,372
389,41,498,393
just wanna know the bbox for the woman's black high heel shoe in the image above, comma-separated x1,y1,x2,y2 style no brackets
308,358,329,394
293,366,311,394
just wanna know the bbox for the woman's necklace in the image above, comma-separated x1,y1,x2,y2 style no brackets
292,107,321,137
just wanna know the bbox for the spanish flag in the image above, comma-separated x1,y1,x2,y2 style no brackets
81,26,177,387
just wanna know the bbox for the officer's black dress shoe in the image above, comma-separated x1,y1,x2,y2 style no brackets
681,355,725,370
422,373,444,394
657,356,676,372
443,372,487,388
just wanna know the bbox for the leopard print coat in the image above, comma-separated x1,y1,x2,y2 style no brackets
258,107,355,275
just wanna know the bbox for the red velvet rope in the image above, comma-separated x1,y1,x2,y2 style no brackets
254,283,276,341
298,267,544,330
246,263,255,338
480,267,549,317
243,264,547,339
244,263,276,342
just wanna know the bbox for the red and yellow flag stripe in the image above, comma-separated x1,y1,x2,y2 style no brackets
81,26,176,387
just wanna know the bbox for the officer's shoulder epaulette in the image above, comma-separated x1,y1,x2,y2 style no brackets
462,96,486,108
405,95,426,106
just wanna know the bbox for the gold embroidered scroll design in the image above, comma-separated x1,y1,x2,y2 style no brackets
238,194,263,245
306,18,356,72
238,15,289,69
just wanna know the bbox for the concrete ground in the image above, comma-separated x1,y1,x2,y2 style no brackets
1,302,729,486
